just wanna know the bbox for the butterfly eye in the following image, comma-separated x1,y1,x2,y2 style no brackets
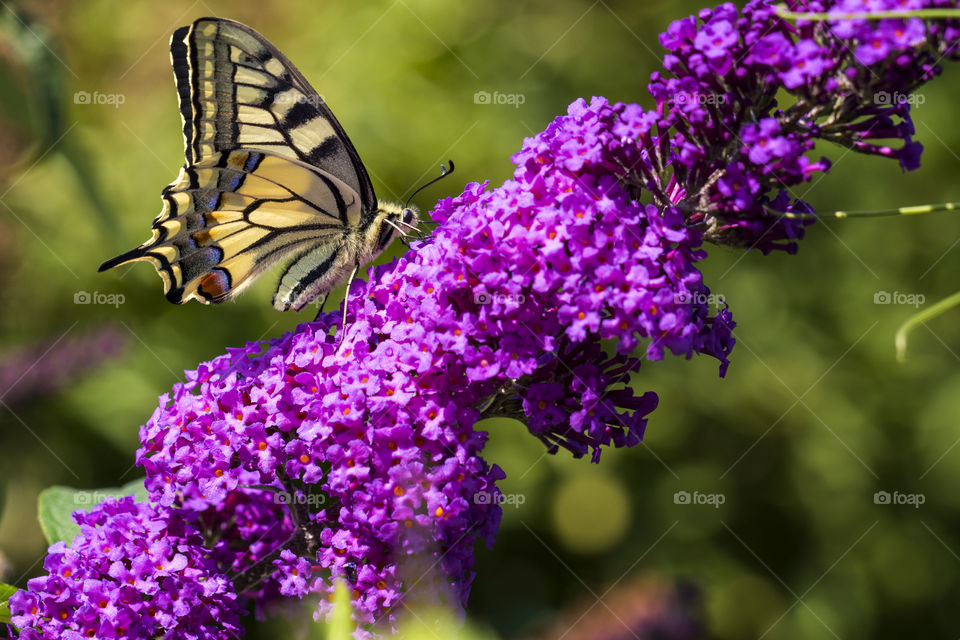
402,208,416,225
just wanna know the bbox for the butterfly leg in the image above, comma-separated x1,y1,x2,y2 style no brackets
337,262,361,348
312,294,329,321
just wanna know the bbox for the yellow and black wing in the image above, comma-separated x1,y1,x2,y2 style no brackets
100,17,378,310
171,17,376,211
99,149,363,307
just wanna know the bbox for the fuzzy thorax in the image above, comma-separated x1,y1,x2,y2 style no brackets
362,201,419,263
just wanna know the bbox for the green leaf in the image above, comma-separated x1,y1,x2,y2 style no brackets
327,580,353,640
37,478,149,546
0,582,19,625
0,582,18,625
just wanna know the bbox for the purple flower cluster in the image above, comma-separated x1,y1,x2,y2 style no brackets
129,94,735,634
8,497,241,640
137,318,505,637
645,0,960,254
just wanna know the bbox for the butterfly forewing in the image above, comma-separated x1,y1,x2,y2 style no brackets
171,18,376,211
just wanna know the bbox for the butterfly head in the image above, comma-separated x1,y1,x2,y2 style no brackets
370,201,419,255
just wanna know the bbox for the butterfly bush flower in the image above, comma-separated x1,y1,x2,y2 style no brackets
12,2,960,639
8,497,242,640
132,93,734,635
646,0,960,254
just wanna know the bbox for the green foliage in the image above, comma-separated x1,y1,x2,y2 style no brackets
37,478,148,546
0,582,18,625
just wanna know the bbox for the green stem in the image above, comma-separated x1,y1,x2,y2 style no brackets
776,5,960,21
771,202,960,219
895,290,960,362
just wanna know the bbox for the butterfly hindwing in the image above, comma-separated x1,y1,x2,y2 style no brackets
99,149,363,307
170,17,377,214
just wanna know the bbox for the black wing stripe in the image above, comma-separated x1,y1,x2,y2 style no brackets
170,26,194,164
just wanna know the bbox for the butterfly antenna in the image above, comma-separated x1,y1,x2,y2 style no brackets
404,160,456,210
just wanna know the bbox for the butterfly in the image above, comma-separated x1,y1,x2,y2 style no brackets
99,17,432,312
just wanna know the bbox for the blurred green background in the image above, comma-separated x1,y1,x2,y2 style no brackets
1,1,960,638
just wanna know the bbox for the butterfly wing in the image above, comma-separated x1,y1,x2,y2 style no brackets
99,149,363,309
101,17,380,310
172,17,376,212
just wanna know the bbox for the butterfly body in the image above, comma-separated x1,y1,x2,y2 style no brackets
272,197,416,311
99,17,415,312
